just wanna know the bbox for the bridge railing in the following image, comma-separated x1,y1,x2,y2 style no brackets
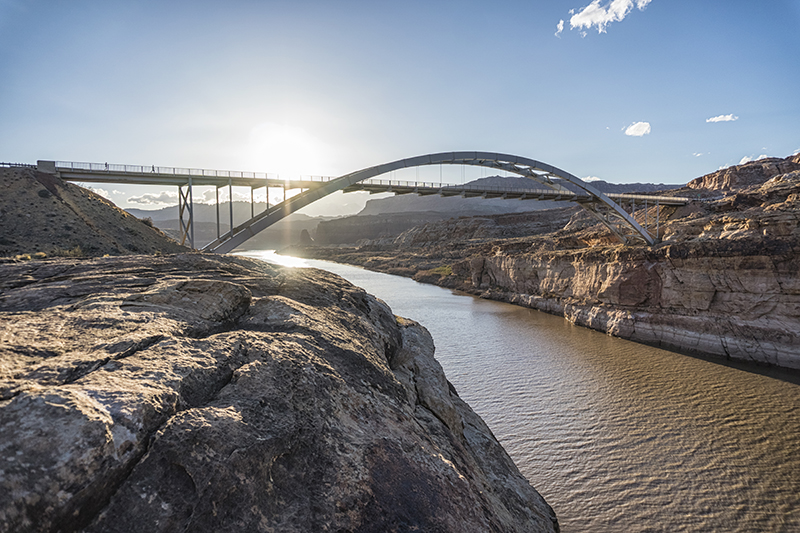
54,161,335,183
356,178,689,205
1,162,36,168
607,192,688,204
355,178,580,197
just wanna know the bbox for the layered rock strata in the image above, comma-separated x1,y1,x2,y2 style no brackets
0,253,558,533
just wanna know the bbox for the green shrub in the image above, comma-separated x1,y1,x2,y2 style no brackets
429,265,453,277
51,245,84,258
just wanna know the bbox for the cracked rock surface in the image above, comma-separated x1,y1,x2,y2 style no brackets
0,253,558,533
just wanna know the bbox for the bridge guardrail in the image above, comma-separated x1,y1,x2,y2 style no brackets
355,179,690,205
1,162,36,168
356,178,577,196
54,161,335,182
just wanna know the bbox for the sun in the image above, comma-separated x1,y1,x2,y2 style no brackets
240,122,337,178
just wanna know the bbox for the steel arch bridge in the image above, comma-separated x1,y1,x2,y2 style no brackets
201,151,664,253
41,152,689,253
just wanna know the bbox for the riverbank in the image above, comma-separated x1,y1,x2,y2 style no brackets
284,155,800,371
0,253,558,533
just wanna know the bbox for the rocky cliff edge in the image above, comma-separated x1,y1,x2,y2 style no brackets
0,253,557,533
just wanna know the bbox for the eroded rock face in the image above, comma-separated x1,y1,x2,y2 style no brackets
0,253,557,533
686,155,800,191
471,241,800,369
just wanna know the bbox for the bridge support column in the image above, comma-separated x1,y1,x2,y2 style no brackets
177,180,195,249
215,186,220,240
656,200,660,240
178,186,185,245
188,177,194,249
228,178,234,239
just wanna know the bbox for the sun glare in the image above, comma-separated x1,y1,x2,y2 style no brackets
240,122,337,178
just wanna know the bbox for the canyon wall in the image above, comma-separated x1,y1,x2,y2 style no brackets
467,240,800,369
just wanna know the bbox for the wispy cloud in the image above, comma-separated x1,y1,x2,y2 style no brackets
128,191,178,205
555,19,564,37
567,0,653,35
624,121,651,137
706,114,738,123
693,152,705,157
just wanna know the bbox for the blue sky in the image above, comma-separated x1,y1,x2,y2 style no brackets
1,0,799,214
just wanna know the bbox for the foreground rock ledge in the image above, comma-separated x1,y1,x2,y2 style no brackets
0,253,557,533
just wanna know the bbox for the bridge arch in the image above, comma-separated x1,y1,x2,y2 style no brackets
202,151,656,253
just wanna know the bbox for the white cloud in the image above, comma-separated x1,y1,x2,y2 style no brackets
706,114,738,123
196,189,253,204
87,187,111,199
112,190,124,195
128,191,178,205
738,154,769,165
583,176,603,182
624,121,651,137
693,152,704,157
569,0,653,34
555,19,564,37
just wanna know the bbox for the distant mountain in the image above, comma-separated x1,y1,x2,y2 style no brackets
357,176,682,217
125,201,335,250
127,201,329,224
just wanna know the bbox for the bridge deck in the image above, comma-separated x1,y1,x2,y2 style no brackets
344,180,690,206
52,161,332,189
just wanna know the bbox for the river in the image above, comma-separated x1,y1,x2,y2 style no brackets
240,251,800,532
